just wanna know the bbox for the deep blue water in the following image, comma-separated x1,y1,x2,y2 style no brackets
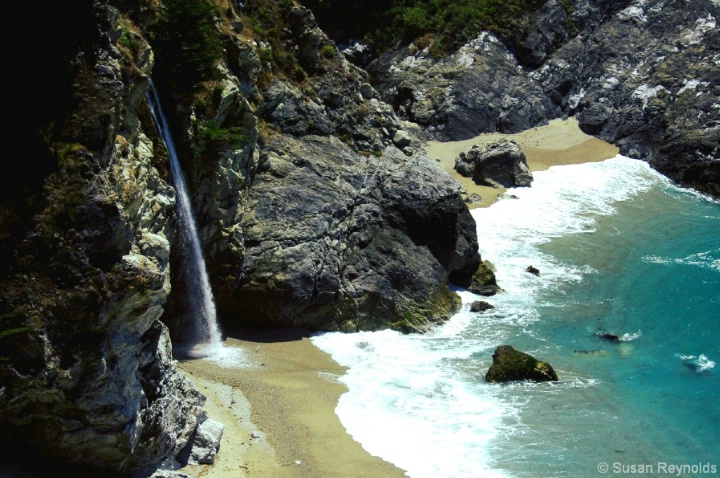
312,156,720,478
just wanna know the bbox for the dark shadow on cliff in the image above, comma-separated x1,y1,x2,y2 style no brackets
223,325,313,343
0,445,119,478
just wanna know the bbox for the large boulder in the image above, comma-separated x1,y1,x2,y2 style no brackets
212,134,480,334
455,139,533,188
485,345,558,383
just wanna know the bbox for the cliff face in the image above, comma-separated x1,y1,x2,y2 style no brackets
0,0,480,474
366,0,720,198
0,1,207,475
156,3,481,336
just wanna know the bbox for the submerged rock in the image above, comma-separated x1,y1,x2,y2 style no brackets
485,345,558,383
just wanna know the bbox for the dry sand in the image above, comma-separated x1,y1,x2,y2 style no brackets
177,329,407,478
176,118,619,478
425,117,619,207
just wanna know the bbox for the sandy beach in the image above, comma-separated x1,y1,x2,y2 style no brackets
177,329,407,478
425,117,619,207
175,118,619,478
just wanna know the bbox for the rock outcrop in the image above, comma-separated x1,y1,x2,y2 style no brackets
366,0,720,199
537,0,720,199
169,5,482,335
485,345,558,383
455,139,533,188
0,1,483,474
367,32,558,140
0,2,208,474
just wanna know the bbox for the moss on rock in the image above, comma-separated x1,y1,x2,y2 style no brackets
485,345,558,383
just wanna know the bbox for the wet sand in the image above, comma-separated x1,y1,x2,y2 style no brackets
177,330,407,478
425,117,619,207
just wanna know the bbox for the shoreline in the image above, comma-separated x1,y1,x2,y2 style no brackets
425,117,619,207
175,118,620,478
177,330,407,478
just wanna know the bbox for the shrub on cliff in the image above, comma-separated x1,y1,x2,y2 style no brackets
150,0,224,92
301,0,559,55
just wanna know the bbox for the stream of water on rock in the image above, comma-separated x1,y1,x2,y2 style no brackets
146,80,223,358
312,155,720,477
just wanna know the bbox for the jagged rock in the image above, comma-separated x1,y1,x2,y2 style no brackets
533,0,720,199
392,130,412,148
485,345,558,383
506,0,573,67
367,32,558,140
182,16,483,334
466,260,499,296
367,1,719,199
187,418,224,465
470,300,494,312
215,135,479,333
455,139,533,188
526,266,541,276
0,3,209,474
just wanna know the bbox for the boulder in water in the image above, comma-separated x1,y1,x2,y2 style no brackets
595,332,620,342
467,260,500,296
525,265,540,276
470,300,494,312
485,345,558,383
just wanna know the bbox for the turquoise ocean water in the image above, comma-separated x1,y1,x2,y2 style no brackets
311,155,720,477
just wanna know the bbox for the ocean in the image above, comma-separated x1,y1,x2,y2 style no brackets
311,155,720,477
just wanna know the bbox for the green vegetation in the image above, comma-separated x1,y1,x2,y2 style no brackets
242,0,313,81
194,120,250,156
0,327,31,339
150,0,224,92
117,26,143,55
320,44,336,58
301,0,556,54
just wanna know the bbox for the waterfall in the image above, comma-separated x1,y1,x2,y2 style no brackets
146,79,222,358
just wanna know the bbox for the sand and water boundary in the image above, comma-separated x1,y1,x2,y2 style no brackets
177,118,619,478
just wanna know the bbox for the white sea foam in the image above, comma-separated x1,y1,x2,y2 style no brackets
312,329,514,478
619,330,643,341
312,155,667,478
471,155,658,307
642,250,720,272
676,353,716,372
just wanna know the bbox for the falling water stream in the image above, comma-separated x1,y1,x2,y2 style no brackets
146,79,222,358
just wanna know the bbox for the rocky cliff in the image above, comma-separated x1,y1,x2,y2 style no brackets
0,0,480,474
366,0,720,198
